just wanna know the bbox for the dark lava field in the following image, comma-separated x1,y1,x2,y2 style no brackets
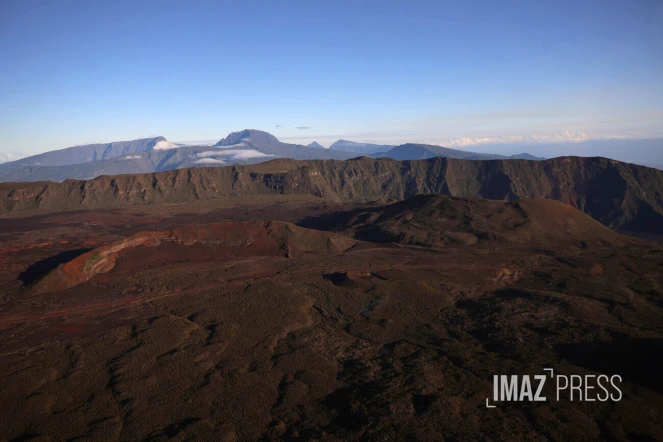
0,194,662,441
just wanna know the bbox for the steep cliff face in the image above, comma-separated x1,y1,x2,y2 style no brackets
1,156,662,233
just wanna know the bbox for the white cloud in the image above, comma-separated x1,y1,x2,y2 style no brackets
174,140,219,146
195,151,226,158
194,158,226,164
283,127,663,150
152,140,179,150
223,149,275,159
418,131,633,148
215,143,246,149
118,154,142,160
193,149,275,160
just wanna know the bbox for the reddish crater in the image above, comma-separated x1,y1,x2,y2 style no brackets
30,221,356,295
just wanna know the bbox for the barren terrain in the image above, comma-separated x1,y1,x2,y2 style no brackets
0,194,662,441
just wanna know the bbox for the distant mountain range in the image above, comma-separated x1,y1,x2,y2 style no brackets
0,131,354,182
376,143,543,161
0,129,544,183
310,140,542,160
328,140,395,154
10,137,173,166
212,129,355,161
0,137,180,182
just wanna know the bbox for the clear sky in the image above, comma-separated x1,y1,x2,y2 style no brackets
1,0,662,157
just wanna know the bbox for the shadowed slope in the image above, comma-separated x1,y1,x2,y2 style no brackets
305,195,632,248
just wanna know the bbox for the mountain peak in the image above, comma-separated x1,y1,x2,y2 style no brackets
215,129,279,147
307,141,325,149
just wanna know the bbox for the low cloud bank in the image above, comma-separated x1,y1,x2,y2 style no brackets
215,143,246,149
193,158,226,164
194,149,276,163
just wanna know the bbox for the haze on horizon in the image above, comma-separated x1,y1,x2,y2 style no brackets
1,0,662,162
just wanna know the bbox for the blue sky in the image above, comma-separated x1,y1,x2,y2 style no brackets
1,0,662,157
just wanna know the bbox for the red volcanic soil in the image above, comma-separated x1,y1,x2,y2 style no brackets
0,195,662,441
30,221,357,295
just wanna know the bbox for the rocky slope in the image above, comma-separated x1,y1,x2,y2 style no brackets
1,156,662,234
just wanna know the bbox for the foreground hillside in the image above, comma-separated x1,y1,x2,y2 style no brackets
0,195,661,441
2,155,663,234
303,195,629,248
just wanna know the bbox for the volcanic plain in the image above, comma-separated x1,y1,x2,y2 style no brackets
0,193,662,441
